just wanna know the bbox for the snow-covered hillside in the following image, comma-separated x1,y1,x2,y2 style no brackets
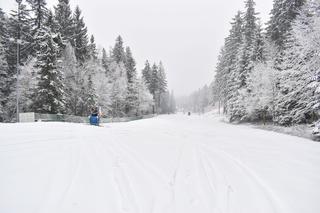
1,114,319,213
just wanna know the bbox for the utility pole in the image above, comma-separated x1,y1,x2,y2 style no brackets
16,0,22,122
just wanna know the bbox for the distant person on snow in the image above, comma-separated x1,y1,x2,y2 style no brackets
89,106,100,126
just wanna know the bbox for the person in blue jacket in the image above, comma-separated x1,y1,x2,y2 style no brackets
89,106,100,126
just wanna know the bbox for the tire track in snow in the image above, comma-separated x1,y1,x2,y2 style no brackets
199,143,286,213
195,144,228,213
109,140,176,213
108,144,140,213
112,140,171,184
57,142,83,207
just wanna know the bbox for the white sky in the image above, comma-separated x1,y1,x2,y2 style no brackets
1,0,273,96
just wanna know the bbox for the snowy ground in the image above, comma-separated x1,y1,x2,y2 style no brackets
1,114,320,213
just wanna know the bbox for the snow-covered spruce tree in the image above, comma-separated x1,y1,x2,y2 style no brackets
54,0,74,44
112,35,126,64
149,63,159,113
266,0,306,75
101,48,110,75
266,0,306,50
157,62,168,113
157,62,168,93
33,23,65,114
88,35,97,60
231,0,260,121
0,10,11,121
0,8,8,42
272,30,300,125
7,2,33,72
237,0,258,86
0,38,9,121
73,6,88,65
224,11,243,121
212,47,228,113
253,22,266,62
142,60,152,90
124,46,139,115
274,0,320,125
26,0,48,30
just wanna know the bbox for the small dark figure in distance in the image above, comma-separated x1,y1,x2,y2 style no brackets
89,106,100,126
188,112,191,116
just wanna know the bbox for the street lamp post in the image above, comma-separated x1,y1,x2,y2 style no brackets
16,0,22,122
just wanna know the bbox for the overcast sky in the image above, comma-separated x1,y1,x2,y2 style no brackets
1,0,273,96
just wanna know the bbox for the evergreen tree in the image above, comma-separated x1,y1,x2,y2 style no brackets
73,6,88,65
149,63,158,99
88,35,97,60
7,2,33,70
274,0,320,125
124,47,138,115
266,0,306,49
0,8,8,41
112,35,125,64
27,0,48,30
33,24,65,113
253,22,266,62
142,60,151,89
229,0,260,121
101,48,110,75
0,39,9,121
224,11,243,120
125,46,136,83
237,0,258,88
54,0,73,43
157,61,167,94
157,62,168,113
212,47,227,113
46,10,59,34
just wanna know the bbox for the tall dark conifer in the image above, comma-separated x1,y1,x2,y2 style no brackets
266,0,306,49
27,0,48,30
33,19,65,113
112,35,125,64
73,6,88,65
54,0,73,43
142,60,151,88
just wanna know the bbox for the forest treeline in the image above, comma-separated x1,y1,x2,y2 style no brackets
183,0,319,125
0,0,176,122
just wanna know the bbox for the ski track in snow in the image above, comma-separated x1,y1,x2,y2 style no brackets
0,114,320,213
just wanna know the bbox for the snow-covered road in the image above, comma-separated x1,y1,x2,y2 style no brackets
1,114,320,213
